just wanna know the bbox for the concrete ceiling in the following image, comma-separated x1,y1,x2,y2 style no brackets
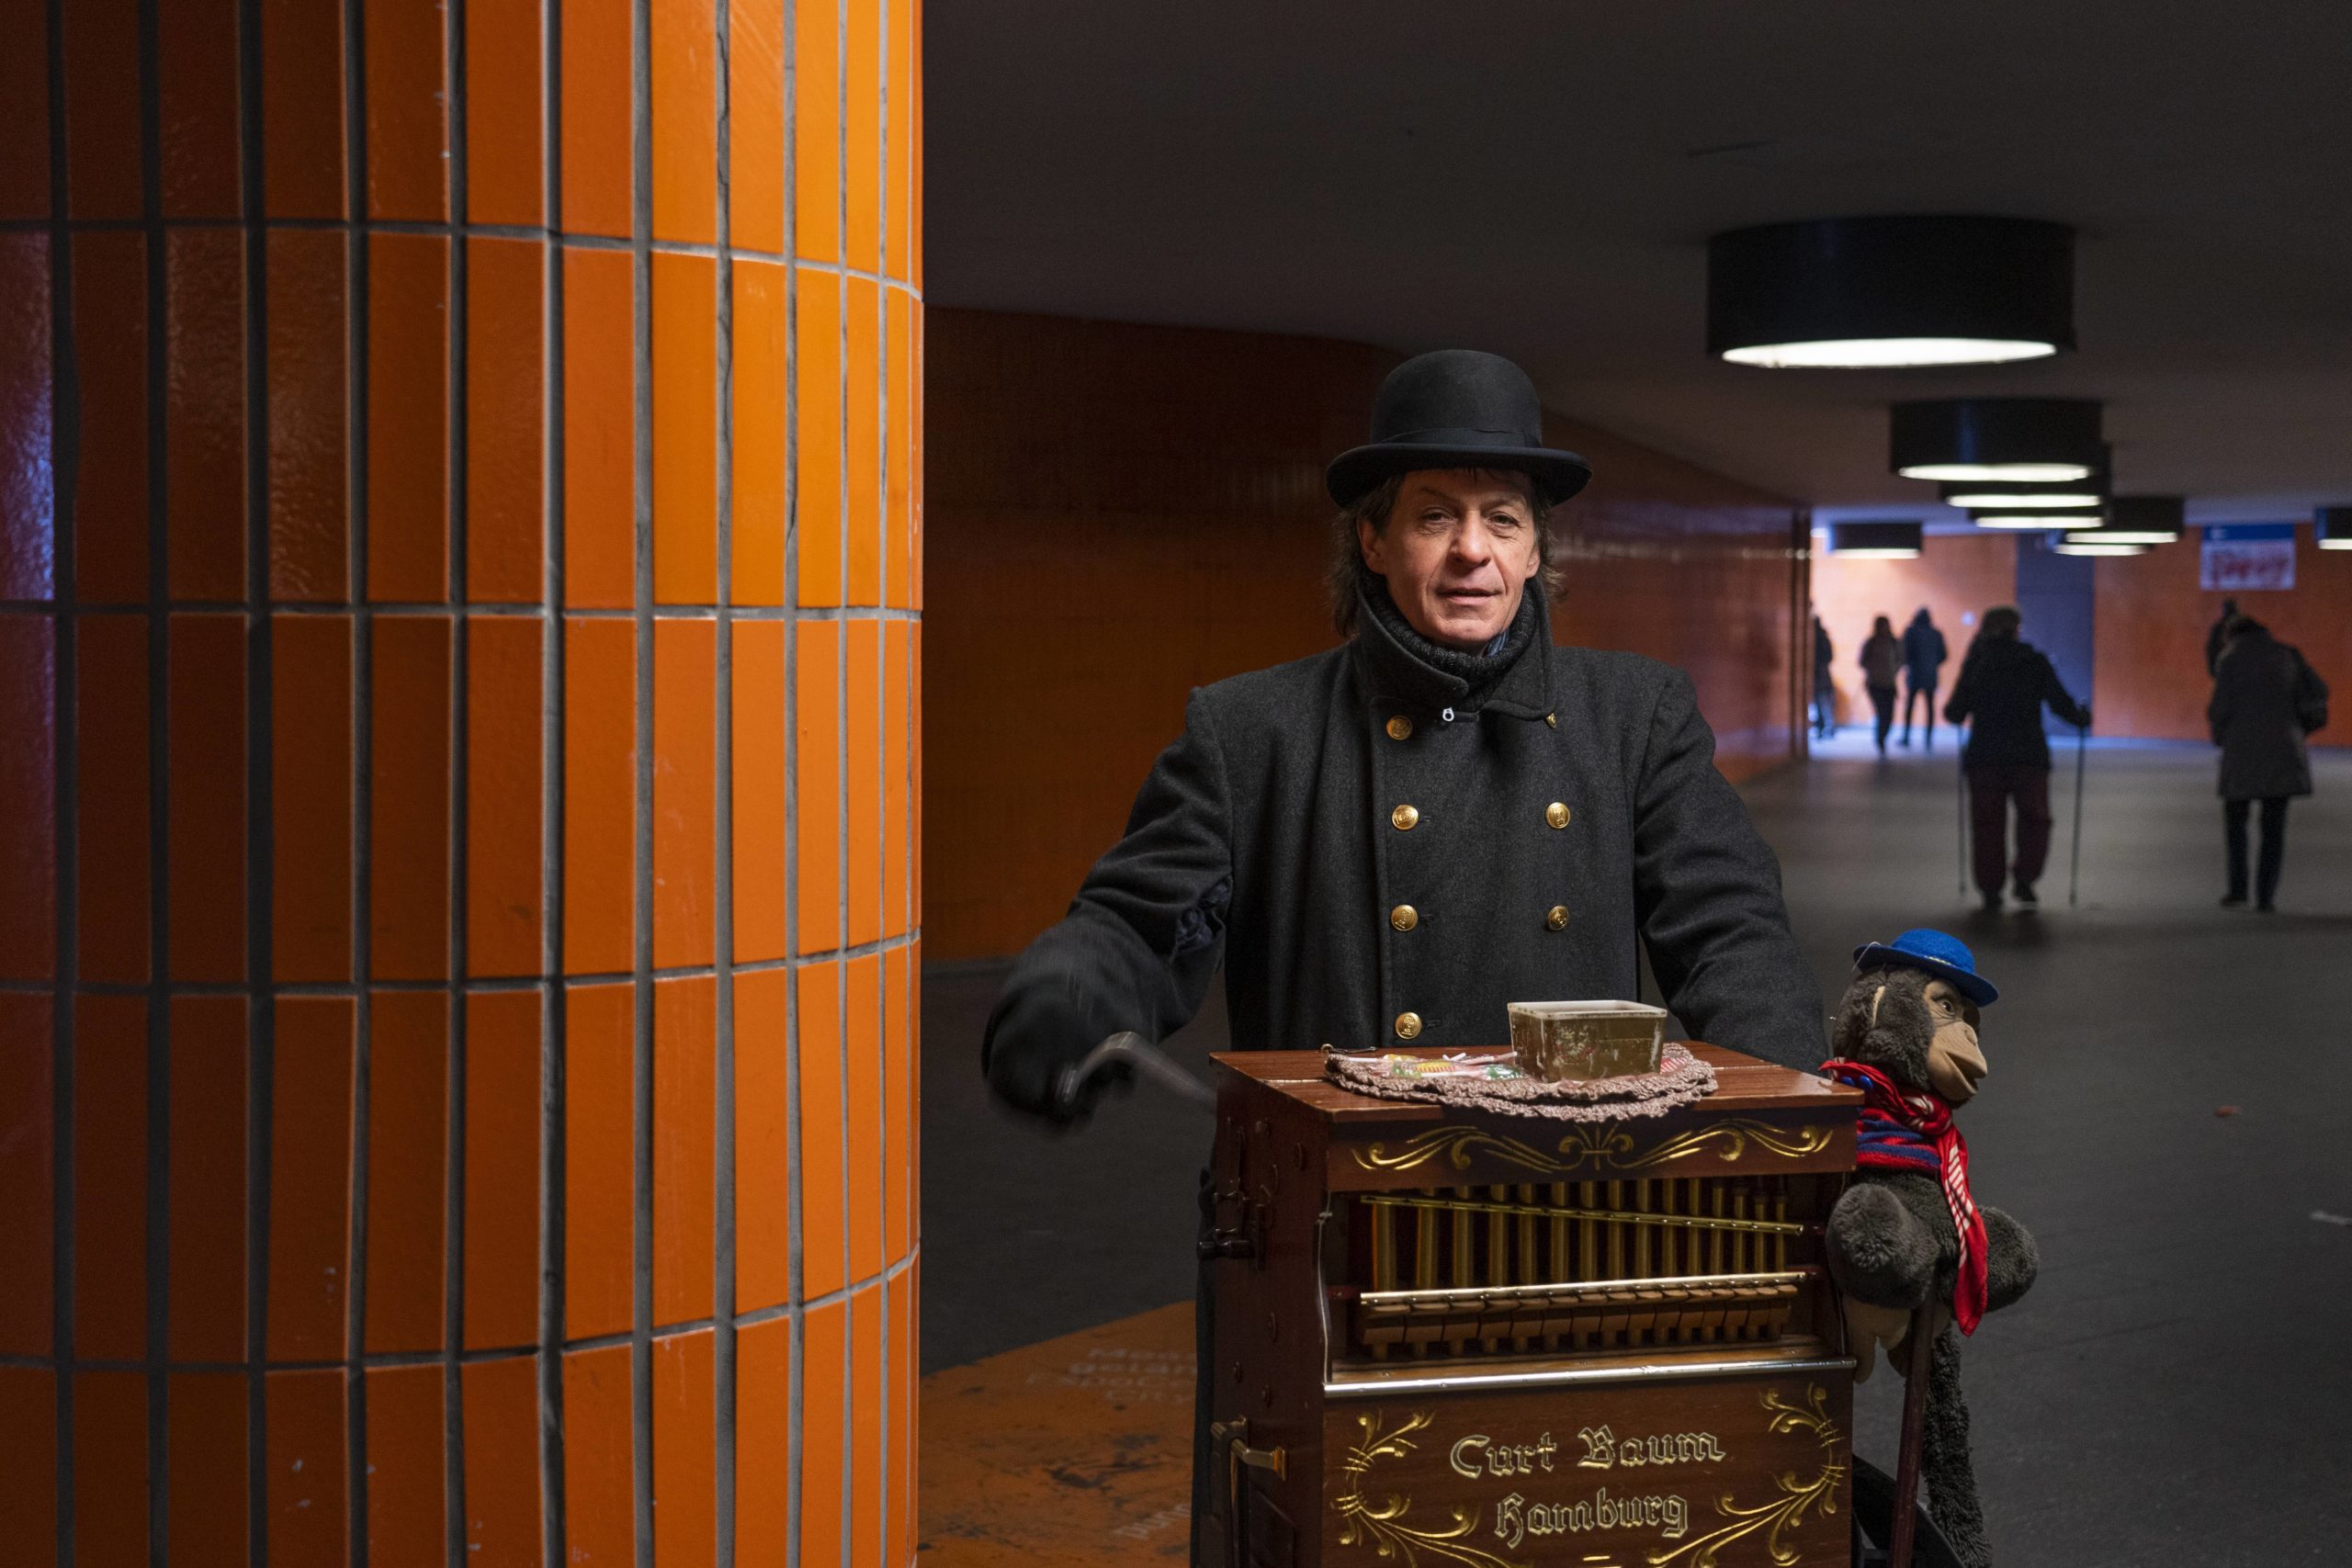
924,1,2352,523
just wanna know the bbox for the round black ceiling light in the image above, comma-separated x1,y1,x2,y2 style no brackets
2317,506,2352,550
1970,508,2105,532
1940,478,2105,510
2086,495,2186,545
1709,216,2075,369
1826,519,1924,558
1892,398,2104,483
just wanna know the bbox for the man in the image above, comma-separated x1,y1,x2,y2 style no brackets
1898,607,1948,750
2204,597,2240,676
2210,615,2329,911
1812,612,1838,738
1943,605,2089,912
984,348,1826,1114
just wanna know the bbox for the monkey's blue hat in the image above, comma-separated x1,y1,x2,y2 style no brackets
1852,928,1998,1008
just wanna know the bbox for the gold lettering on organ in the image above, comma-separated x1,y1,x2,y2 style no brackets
1495,1487,1691,1549
1575,1425,1728,1470
1448,1433,1559,1479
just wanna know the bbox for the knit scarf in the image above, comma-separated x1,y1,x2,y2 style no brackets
1359,569,1541,706
1821,1057,1990,1335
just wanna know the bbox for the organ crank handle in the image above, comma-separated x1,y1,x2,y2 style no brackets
1055,1030,1217,1118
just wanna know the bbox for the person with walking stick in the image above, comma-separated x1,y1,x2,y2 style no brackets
1943,605,2090,913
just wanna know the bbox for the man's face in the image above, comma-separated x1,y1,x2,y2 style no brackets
1358,469,1543,651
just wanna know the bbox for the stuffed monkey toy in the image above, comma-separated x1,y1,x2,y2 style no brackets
1821,930,2039,1568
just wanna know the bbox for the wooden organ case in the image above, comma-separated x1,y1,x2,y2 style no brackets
1201,1044,1864,1568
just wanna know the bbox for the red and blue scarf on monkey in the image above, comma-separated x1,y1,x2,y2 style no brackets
1820,1057,1990,1334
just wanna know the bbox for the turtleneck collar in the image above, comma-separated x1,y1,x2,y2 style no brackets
1351,569,1554,719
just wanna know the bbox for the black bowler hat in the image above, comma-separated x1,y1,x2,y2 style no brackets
1326,349,1592,508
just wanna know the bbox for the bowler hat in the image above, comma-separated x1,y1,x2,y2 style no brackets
1327,350,1593,508
1852,928,1999,1008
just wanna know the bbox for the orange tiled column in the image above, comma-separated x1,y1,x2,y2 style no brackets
0,1,922,1563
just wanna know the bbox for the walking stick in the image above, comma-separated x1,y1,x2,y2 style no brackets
1956,735,1969,899
2068,720,2087,908
1888,1305,1938,1568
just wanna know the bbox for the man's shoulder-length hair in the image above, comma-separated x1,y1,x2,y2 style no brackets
1324,468,1566,637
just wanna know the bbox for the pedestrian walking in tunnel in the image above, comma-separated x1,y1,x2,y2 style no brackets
1900,607,1949,750
1860,614,1903,757
1813,612,1838,738
1944,605,2090,912
2205,596,2241,676
2210,615,2329,910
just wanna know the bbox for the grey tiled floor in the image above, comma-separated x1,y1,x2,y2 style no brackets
921,739,2352,1565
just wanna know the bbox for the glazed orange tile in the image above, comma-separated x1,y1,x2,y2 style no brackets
73,1371,149,1563
845,278,883,606
797,962,846,1300
729,0,786,254
651,1330,718,1564
650,0,718,244
910,308,924,609
368,615,452,980
260,0,344,217
794,0,841,262
163,231,245,601
888,1275,914,1567
69,233,148,603
465,0,544,227
844,0,882,273
734,1314,793,1561
732,966,790,1314
887,0,915,284
845,619,881,946
729,620,787,962
363,0,447,220
910,0,923,291
166,615,244,982
651,976,716,1326
367,233,451,603
560,1344,633,1564
560,0,632,238
464,990,542,1350
0,0,42,217
561,618,635,976
0,241,54,601
264,1369,347,1565
466,238,546,604
74,619,148,982
265,997,355,1360
167,1372,247,1565
798,1299,847,1565
167,996,246,1361
157,0,240,218
795,269,844,606
461,1356,543,1568
910,626,922,899
0,620,55,979
466,615,543,978
362,990,448,1355
265,231,351,601
653,618,716,969
843,953,883,1286
652,253,718,605
271,614,353,981
72,994,148,1360
883,942,911,1264
560,248,635,610
885,288,915,609
794,619,842,953
562,981,633,1339
729,261,788,606
62,0,141,219
849,1282,884,1568
0,998,52,1353
882,620,910,939
364,1363,445,1565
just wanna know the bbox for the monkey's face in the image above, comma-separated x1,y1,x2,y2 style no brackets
1917,978,1986,1105
1838,966,1988,1106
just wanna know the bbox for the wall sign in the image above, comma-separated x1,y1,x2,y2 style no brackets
2200,524,2297,592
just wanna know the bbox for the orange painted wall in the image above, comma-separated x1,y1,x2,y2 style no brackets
0,2,920,1562
1810,532,2018,728
923,309,1806,961
2094,530,2352,740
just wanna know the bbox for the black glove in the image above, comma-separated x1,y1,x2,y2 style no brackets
982,979,1129,1124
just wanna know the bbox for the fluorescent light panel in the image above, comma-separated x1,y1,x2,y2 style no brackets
2054,541,2148,557
1724,337,2058,369
1943,489,2102,509
1973,513,2106,531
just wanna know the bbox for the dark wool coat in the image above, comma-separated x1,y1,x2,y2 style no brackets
1942,637,2087,770
1902,618,1948,683
2210,628,2329,800
990,602,1827,1071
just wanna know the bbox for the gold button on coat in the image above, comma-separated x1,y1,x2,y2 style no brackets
1545,712,1558,728
1390,804,1419,830
1545,802,1571,829
1546,905,1571,931
1395,1011,1423,1040
1390,904,1419,932
1385,715,1413,741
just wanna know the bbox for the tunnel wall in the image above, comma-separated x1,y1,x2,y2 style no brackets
921,308,1807,963
0,0,921,1562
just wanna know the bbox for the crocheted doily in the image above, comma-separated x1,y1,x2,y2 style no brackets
1324,1043,1715,1121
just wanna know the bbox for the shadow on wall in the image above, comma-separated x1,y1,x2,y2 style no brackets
922,310,1808,960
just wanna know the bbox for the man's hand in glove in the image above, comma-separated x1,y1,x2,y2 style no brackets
981,982,1130,1124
